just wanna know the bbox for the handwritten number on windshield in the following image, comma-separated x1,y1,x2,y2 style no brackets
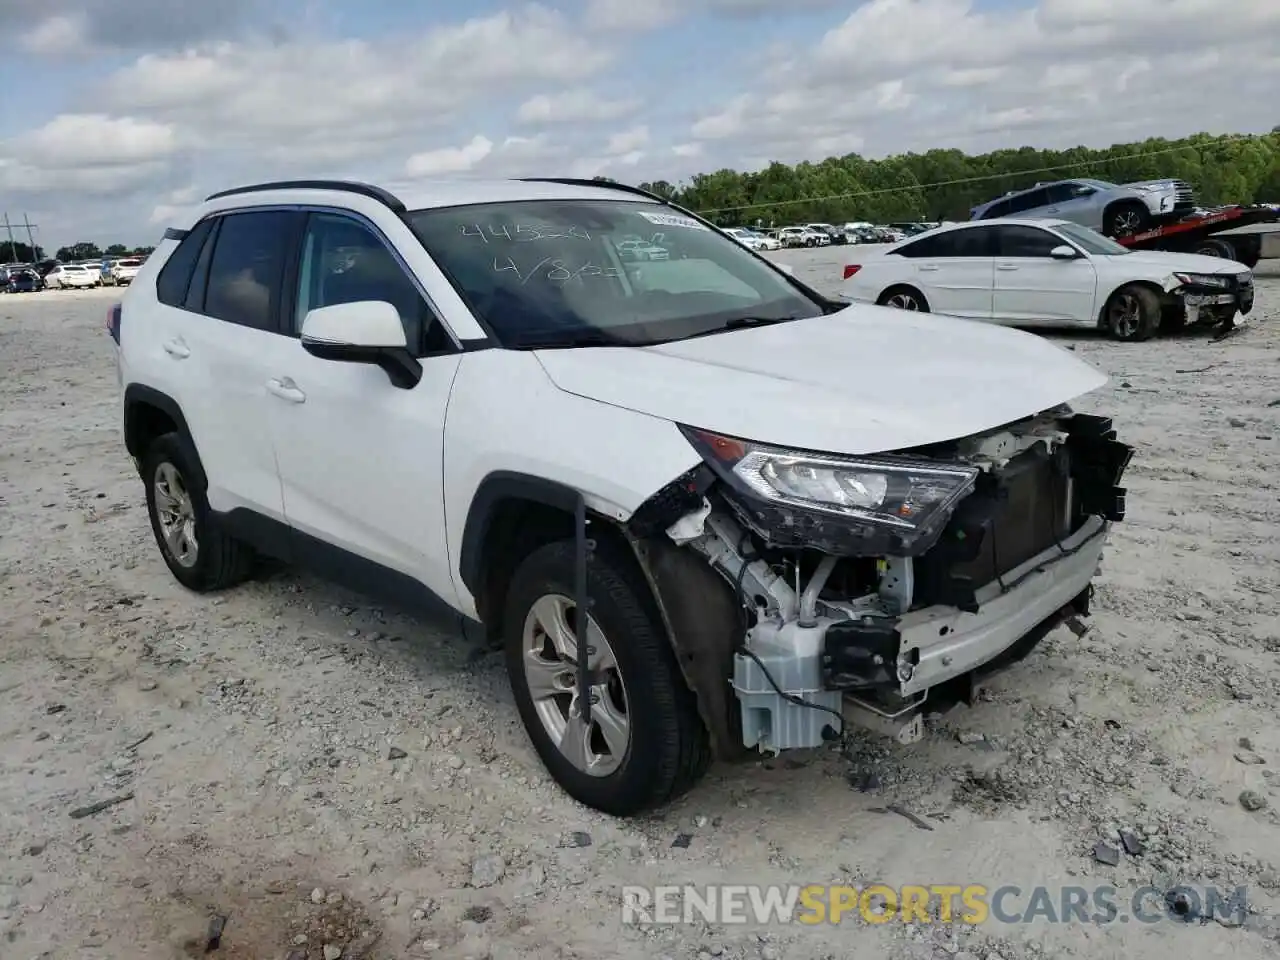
461,224,592,242
493,257,621,284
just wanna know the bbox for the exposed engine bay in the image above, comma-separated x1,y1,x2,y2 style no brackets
633,407,1133,755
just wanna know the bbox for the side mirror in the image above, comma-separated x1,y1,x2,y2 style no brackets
1049,245,1078,260
775,262,795,276
300,301,422,389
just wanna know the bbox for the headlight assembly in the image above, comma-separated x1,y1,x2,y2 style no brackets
680,426,979,552
1174,272,1229,288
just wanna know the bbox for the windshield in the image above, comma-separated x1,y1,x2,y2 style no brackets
1053,221,1130,255
407,199,825,348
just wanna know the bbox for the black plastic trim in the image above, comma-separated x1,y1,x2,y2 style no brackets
218,507,483,641
204,179,407,213
458,471,584,597
122,384,206,489
162,227,189,241
300,339,424,389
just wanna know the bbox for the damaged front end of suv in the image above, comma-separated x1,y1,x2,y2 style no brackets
626,408,1133,757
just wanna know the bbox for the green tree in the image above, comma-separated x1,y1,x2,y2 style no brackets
626,130,1280,225
104,243,129,256
1,240,44,263
55,242,103,261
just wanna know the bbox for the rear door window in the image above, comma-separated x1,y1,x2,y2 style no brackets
203,211,298,333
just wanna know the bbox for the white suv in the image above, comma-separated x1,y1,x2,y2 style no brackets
111,178,1133,816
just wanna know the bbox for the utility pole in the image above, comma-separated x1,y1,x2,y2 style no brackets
23,214,38,260
2,213,16,263
1,213,40,263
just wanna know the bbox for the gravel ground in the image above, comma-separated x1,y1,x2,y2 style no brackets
2,257,1280,960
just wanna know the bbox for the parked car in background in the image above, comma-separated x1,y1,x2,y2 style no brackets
970,177,1195,238
109,258,144,285
1,263,33,284
776,226,828,247
721,227,780,251
805,223,845,245
837,217,1252,341
888,222,931,236
5,268,43,293
616,235,670,261
44,264,99,289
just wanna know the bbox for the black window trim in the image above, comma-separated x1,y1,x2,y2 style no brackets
289,207,463,357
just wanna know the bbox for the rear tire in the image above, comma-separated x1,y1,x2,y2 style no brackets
503,538,711,816
142,432,254,592
1103,284,1161,341
1104,201,1151,238
876,285,930,312
1195,238,1236,260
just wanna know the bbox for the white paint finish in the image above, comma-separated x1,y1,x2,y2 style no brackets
992,254,1097,324
300,300,406,348
533,307,1107,456
266,343,463,604
442,349,702,616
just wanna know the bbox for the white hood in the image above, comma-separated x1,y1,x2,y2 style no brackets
1119,250,1251,276
534,305,1108,456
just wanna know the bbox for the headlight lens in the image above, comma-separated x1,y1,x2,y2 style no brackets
681,426,978,533
1174,272,1229,287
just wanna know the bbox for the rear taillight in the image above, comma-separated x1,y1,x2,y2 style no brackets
843,265,862,279
106,302,122,343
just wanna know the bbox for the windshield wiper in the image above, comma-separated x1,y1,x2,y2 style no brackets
675,315,806,341
508,330,632,350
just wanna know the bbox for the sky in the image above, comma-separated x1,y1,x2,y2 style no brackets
1,0,1278,250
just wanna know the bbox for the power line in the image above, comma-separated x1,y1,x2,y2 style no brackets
692,133,1258,215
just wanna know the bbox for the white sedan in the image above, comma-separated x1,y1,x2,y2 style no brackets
44,264,99,289
838,218,1255,341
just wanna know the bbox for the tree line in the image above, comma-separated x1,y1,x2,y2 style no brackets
2,240,156,264
7,129,1278,262
638,129,1280,227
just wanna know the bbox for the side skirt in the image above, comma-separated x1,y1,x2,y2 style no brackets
217,507,485,644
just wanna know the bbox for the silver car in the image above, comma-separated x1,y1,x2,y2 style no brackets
970,177,1194,237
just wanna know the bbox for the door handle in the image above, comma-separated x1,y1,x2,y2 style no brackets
918,265,939,272
996,263,1019,271
163,339,190,359
266,378,306,403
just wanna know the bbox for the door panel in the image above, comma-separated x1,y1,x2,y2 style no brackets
898,226,996,319
991,225,1097,325
267,211,460,604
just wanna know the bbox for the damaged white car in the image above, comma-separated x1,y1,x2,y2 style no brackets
116,177,1133,818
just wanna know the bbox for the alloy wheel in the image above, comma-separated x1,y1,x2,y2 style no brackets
153,462,199,568
521,593,630,777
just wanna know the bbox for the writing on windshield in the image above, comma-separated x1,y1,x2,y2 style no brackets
460,223,592,243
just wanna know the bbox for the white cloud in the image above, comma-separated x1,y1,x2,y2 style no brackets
4,0,1280,246
405,135,496,177
516,89,641,125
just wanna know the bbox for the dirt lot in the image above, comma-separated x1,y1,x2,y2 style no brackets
2,259,1280,960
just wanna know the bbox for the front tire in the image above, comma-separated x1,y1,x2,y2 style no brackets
1103,284,1161,341
142,432,254,592
503,538,710,816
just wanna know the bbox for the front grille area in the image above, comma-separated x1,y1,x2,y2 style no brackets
1172,179,1195,209
911,446,1072,611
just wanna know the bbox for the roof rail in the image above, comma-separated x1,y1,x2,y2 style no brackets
517,176,719,227
518,177,671,204
203,179,406,213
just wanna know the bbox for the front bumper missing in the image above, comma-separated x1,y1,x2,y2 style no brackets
894,515,1105,696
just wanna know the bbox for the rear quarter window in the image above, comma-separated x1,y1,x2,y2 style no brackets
156,219,216,308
